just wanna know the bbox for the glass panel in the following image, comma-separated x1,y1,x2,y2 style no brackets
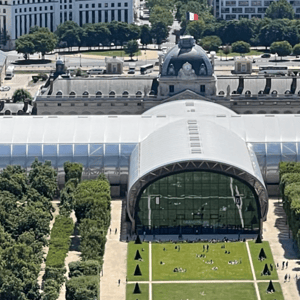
266,143,281,183
135,171,259,235
282,143,297,162
74,144,88,156
251,143,266,180
0,156,10,168
0,144,11,156
105,144,119,155
12,144,26,156
90,144,103,156
28,144,42,156
120,144,136,168
59,144,73,156
43,145,57,156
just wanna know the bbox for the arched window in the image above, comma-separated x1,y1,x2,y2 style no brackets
218,91,225,96
149,90,155,96
96,91,102,98
122,91,129,98
257,111,266,114
258,90,264,95
109,91,115,98
82,91,89,98
245,90,251,95
136,91,142,98
69,91,76,98
271,90,278,95
285,90,291,94
56,91,63,98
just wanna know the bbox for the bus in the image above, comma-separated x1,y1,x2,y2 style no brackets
258,65,289,76
140,64,153,75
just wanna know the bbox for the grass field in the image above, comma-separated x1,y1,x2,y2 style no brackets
217,49,264,57
152,242,253,280
258,282,284,300
85,50,141,57
126,283,149,300
153,283,257,300
127,242,149,281
248,241,278,280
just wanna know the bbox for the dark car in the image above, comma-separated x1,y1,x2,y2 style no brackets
261,53,271,58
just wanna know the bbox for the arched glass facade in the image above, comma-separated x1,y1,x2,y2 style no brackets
135,171,260,235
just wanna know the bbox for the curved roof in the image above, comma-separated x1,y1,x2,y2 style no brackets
161,36,213,77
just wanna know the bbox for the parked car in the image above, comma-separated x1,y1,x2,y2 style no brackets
261,53,271,58
0,86,10,91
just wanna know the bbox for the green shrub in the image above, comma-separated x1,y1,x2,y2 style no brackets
66,275,99,300
64,161,83,184
69,260,101,277
200,35,222,52
231,41,251,53
279,162,300,180
46,216,74,268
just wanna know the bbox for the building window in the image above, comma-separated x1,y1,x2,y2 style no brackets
232,7,242,12
200,85,205,93
111,2,114,7
245,7,255,12
29,7,31,11
85,3,88,7
125,9,128,22
118,2,121,6
225,1,236,5
92,3,95,7
111,10,115,20
71,103,75,106
57,103,61,106
84,103,88,106
79,4,82,8
39,6,42,10
105,2,108,7
169,85,174,93
98,3,101,7
238,0,248,4
69,4,71,8
64,4,66,8
125,2,128,6
251,1,261,5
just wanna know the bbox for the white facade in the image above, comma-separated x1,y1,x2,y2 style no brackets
0,0,134,49
214,0,300,20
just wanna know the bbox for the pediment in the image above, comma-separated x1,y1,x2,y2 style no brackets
163,90,210,102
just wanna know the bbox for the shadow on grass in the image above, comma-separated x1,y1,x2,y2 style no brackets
12,59,52,65
69,223,80,252
268,59,289,63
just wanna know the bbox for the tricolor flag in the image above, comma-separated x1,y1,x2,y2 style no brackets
186,12,198,21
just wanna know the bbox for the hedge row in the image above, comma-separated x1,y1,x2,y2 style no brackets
279,162,300,252
65,173,111,300
42,162,82,300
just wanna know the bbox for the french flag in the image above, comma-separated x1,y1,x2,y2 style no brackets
186,12,198,21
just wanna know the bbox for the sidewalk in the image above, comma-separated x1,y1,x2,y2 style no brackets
100,200,128,300
264,198,300,299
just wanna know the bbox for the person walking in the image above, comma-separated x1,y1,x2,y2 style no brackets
288,274,291,282
118,279,120,286
282,261,285,270
115,228,117,234
284,274,287,282
110,228,112,234
207,245,209,252
286,261,289,269
276,263,279,269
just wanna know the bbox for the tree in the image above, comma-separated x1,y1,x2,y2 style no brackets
125,40,139,59
265,0,294,19
231,41,251,54
55,21,83,50
200,35,222,52
140,25,152,48
32,28,57,59
15,34,35,60
12,89,32,103
293,43,300,55
270,40,292,59
222,45,231,60
186,19,205,41
150,21,169,46
149,6,173,27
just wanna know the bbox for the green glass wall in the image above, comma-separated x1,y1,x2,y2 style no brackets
135,171,260,234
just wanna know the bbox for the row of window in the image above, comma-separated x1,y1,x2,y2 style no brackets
169,85,205,93
225,0,266,5
78,9,128,25
15,6,53,12
51,102,142,107
222,7,266,12
224,13,262,19
13,0,52,4
79,2,128,8
56,90,143,97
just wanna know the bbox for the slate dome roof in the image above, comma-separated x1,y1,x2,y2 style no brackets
161,36,213,77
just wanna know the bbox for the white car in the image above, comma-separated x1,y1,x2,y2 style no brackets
87,68,105,75
0,86,10,91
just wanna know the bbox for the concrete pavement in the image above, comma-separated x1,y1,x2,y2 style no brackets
264,198,300,299
100,200,127,300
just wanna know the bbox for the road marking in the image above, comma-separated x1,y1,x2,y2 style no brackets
246,241,261,300
128,279,279,284
149,242,152,300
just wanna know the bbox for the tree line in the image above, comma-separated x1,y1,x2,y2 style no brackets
0,159,57,300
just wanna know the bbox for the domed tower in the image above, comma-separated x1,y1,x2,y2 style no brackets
159,36,217,97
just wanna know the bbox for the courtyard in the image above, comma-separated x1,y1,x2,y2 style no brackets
126,240,283,300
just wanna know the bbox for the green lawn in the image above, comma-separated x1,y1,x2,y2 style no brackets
153,283,257,300
152,242,253,280
258,282,284,300
126,283,149,300
85,50,141,57
127,242,149,281
248,241,278,280
217,49,264,57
